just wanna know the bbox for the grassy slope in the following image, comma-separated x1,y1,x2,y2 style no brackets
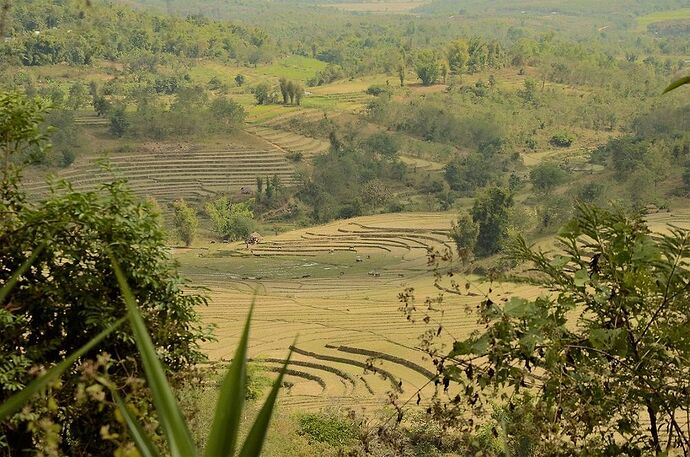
635,7,690,31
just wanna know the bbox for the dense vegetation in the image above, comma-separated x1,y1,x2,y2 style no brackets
1,0,689,455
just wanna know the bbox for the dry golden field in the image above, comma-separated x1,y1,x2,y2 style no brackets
175,212,543,413
174,208,690,413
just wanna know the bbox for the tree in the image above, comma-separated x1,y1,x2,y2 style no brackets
294,83,305,105
0,93,209,454
279,77,289,104
450,211,479,265
415,50,440,86
209,97,245,130
205,197,254,241
234,74,246,86
529,162,567,193
172,199,198,246
66,82,88,110
0,92,48,186
93,95,111,117
471,186,513,257
519,78,538,104
254,82,273,105
434,204,690,454
447,39,469,75
608,136,648,180
109,105,128,137
286,80,296,104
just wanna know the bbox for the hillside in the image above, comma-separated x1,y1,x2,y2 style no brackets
2,0,690,454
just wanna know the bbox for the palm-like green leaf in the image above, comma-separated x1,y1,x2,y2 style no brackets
237,349,293,457
204,300,254,457
0,316,126,421
663,76,690,94
112,389,160,457
110,255,197,457
0,243,45,305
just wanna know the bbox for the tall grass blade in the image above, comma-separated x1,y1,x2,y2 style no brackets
0,243,45,305
112,389,160,457
237,348,293,457
663,76,690,94
110,255,197,457
204,300,254,457
0,316,126,421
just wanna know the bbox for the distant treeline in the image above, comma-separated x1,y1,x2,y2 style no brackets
1,0,274,67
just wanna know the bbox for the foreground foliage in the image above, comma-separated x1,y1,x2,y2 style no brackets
411,204,690,455
0,90,211,454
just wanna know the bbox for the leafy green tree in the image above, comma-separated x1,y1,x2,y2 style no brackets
205,197,254,241
109,105,128,137
444,153,494,194
66,81,88,110
518,78,538,104
415,50,440,86
529,162,567,193
253,82,273,105
471,186,513,257
92,95,111,117
0,92,48,186
608,136,648,180
209,97,245,130
447,39,469,75
279,77,289,104
287,80,296,104
294,84,305,105
365,132,399,159
437,204,690,454
172,199,199,246
450,211,479,265
0,92,209,454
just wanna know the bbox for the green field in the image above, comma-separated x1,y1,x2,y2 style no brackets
635,7,690,32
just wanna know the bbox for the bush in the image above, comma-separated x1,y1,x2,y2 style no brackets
365,85,392,96
1,179,209,454
298,413,357,447
286,151,303,162
549,132,575,147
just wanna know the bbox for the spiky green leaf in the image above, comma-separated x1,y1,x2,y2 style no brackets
204,301,254,457
237,349,293,457
112,389,160,457
110,255,197,457
663,76,690,94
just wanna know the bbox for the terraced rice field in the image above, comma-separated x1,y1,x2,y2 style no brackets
245,126,330,159
176,212,541,412
22,145,297,203
176,208,690,413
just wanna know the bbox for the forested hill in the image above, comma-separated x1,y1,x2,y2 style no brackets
0,0,273,67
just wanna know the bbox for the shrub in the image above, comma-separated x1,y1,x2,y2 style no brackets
365,85,392,97
549,132,575,147
298,413,357,447
286,151,304,162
